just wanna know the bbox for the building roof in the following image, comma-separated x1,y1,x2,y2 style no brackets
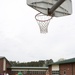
0,56,5,59
0,56,12,66
10,66,48,69
48,58,75,65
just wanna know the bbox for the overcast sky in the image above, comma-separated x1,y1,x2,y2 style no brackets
0,0,75,62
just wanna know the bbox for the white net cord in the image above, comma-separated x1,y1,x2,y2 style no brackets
35,13,53,34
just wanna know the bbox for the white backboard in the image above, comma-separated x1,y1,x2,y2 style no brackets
27,0,72,17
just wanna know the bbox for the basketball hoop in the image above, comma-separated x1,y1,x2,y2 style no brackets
35,13,53,33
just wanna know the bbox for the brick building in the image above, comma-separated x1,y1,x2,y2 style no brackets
0,57,11,75
48,58,75,75
1,57,75,75
0,57,48,75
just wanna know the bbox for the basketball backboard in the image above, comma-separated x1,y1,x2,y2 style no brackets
27,0,72,17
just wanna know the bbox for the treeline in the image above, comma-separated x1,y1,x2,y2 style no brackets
9,59,53,67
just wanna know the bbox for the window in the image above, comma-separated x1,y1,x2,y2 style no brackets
52,71,59,75
64,71,66,75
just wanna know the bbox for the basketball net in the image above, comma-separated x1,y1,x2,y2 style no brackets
35,13,53,34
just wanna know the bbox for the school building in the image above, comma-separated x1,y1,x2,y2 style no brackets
48,58,75,75
0,57,75,75
0,57,48,75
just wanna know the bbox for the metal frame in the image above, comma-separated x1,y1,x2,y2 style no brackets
48,0,66,15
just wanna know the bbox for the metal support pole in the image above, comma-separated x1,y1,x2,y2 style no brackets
48,0,66,15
